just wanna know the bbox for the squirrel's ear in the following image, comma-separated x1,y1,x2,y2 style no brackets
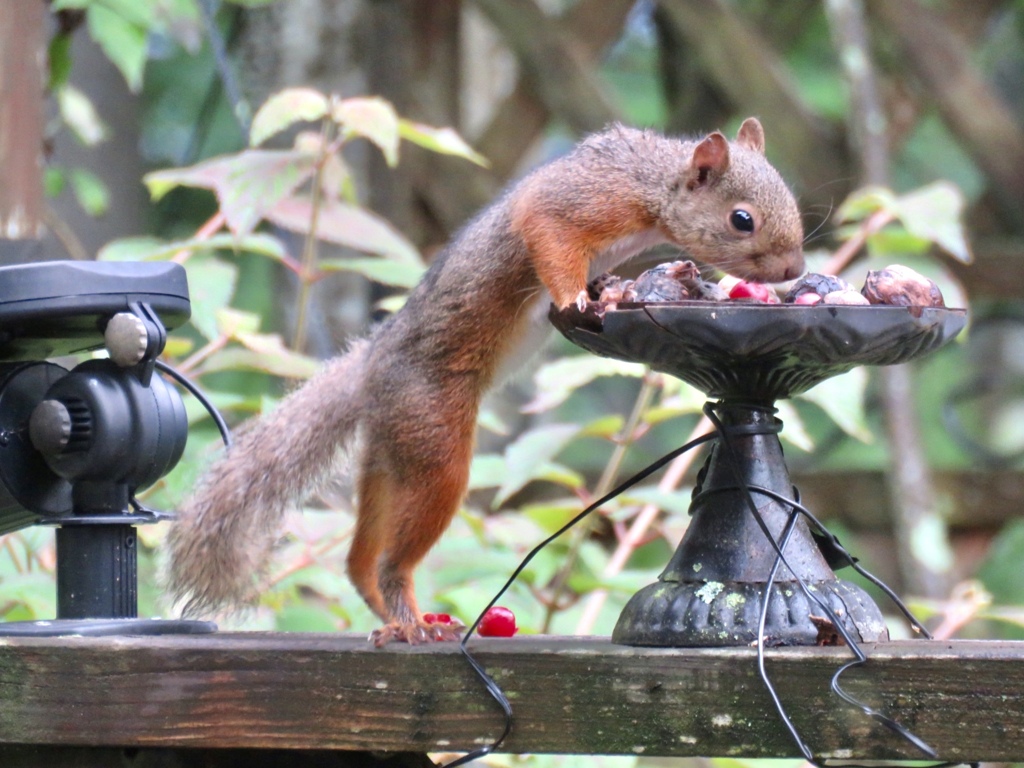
687,131,730,189
735,117,765,154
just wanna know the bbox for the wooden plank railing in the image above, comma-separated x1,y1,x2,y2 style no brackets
0,634,1020,764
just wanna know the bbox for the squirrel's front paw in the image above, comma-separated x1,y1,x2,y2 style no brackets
574,290,589,312
371,617,465,647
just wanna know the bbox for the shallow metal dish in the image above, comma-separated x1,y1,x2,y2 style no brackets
550,301,968,400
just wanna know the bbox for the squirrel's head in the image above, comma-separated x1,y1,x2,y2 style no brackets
660,117,805,283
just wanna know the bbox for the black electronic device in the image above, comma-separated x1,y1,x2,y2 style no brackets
0,260,214,635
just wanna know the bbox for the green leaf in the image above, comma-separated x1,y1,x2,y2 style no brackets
182,254,239,341
468,454,506,490
250,88,329,147
48,34,73,91
398,119,489,167
43,167,66,198
68,168,110,216
98,236,166,262
266,196,423,265
532,461,585,491
979,519,1024,609
333,97,400,166
621,488,692,516
775,400,814,452
215,308,261,336
645,383,708,424
891,181,973,263
86,4,148,92
835,185,896,223
66,0,155,27
797,368,871,443
97,232,289,263
163,336,193,358
909,515,955,574
476,406,510,436
145,150,317,237
494,424,581,507
981,605,1024,630
578,415,625,439
57,85,108,146
198,340,320,379
865,226,932,258
525,356,646,413
317,257,425,288
522,501,585,535
375,294,407,314
837,182,972,264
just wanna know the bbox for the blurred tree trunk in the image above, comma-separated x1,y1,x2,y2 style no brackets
237,0,374,354
0,0,46,262
47,29,148,262
655,0,849,222
362,0,462,249
825,0,953,600
866,0,1024,233
653,5,729,133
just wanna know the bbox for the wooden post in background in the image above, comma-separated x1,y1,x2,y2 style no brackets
0,0,46,251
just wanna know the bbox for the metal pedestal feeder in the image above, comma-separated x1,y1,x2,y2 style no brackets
0,260,214,637
551,300,966,647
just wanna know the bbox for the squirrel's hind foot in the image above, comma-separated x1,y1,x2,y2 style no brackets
371,618,465,647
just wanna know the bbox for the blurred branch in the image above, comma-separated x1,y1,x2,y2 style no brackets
654,0,818,134
470,0,623,135
823,0,890,186
41,206,89,261
866,0,1024,232
825,0,952,600
655,0,849,203
575,414,713,635
652,5,730,132
542,375,657,633
0,0,46,242
476,0,636,178
417,0,636,231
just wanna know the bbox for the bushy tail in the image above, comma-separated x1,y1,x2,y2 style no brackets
165,339,371,617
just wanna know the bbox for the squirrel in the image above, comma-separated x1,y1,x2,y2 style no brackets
165,117,805,645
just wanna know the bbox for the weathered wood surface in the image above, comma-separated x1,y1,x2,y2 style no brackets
0,633,1020,761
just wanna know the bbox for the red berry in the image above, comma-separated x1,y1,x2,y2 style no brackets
793,292,822,305
728,280,777,303
477,606,518,637
423,612,453,625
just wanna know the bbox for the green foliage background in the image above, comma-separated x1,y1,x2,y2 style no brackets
4,2,1024,763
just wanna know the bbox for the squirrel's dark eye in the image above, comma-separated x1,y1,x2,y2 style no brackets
730,209,755,233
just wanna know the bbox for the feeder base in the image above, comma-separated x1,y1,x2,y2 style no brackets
612,578,888,647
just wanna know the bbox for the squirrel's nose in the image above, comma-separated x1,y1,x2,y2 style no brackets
783,259,805,281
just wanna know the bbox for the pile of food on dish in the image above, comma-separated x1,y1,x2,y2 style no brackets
588,261,946,309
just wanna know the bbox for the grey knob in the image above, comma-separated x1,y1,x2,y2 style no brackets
105,312,149,367
29,399,72,455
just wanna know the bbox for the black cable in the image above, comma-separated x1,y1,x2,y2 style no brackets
756,508,811,760
445,429,720,766
448,399,972,767
710,482,931,638
154,359,232,448
700,401,939,760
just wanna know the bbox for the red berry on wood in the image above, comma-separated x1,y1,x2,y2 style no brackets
478,606,518,637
